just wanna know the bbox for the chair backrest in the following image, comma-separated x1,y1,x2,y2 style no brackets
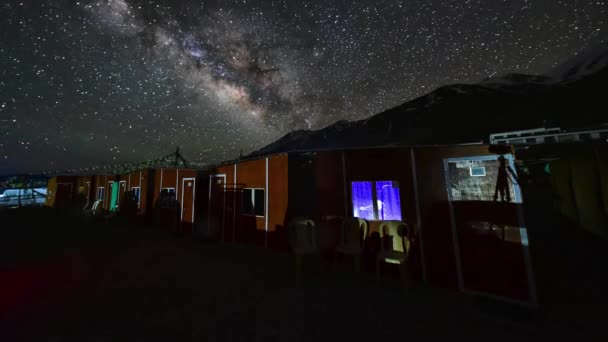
288,218,319,251
379,220,408,253
91,200,102,214
340,217,368,248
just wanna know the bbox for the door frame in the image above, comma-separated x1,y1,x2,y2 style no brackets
181,177,196,223
118,180,127,205
443,154,537,307
208,174,227,238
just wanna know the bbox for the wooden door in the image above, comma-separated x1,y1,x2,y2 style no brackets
208,174,226,240
118,181,127,208
181,178,196,234
55,183,73,208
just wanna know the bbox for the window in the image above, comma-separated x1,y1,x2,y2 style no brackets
132,187,141,206
470,166,486,177
97,187,105,200
446,157,517,202
351,181,402,221
242,188,265,216
161,187,175,199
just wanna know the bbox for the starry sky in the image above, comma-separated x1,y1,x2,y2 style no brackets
1,0,606,174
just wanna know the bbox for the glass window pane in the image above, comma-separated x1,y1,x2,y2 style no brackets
447,158,516,202
375,181,402,221
254,189,265,216
352,181,375,220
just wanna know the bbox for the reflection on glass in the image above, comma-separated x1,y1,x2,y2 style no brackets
352,181,374,220
376,181,402,220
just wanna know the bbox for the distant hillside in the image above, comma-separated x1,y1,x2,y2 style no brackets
250,43,608,157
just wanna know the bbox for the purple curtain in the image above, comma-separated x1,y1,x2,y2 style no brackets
376,181,402,221
352,181,375,220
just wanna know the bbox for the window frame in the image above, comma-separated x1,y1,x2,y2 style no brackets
241,187,265,218
97,187,105,200
350,180,402,221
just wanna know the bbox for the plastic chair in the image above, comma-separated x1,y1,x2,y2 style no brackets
334,217,368,272
288,218,319,283
376,220,410,285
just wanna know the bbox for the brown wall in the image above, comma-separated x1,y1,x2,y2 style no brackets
314,151,347,218
268,154,289,233
342,148,416,226
152,168,201,224
208,154,289,244
234,158,266,230
311,145,498,290
46,176,79,207
76,176,96,203
93,175,109,210
126,169,149,216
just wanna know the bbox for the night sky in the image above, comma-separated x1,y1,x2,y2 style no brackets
1,0,606,174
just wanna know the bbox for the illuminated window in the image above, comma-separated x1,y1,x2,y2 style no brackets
351,181,402,221
242,188,265,216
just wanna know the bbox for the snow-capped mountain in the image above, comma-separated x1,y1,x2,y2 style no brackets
249,43,608,157
550,43,608,83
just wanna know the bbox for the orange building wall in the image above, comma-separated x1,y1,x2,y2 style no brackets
125,169,149,215
44,177,57,207
268,154,289,233
234,158,266,230
152,168,200,223
208,154,289,244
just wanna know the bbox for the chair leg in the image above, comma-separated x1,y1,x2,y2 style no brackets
295,254,303,285
354,255,361,273
376,258,381,282
399,263,409,288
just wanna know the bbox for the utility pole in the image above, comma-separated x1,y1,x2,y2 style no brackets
174,146,180,168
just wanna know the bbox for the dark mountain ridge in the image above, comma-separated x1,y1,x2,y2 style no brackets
250,43,608,157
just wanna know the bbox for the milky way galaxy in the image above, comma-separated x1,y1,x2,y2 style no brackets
1,0,606,174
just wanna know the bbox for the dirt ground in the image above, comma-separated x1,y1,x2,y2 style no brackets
0,207,604,341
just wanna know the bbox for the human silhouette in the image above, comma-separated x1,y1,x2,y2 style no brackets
493,155,519,202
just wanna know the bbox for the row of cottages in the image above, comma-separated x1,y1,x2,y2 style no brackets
46,167,206,234
94,168,205,233
45,144,536,306
205,144,536,307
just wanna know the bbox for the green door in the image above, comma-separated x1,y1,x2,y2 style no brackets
110,182,119,211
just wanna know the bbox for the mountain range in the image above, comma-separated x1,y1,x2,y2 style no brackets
249,43,608,157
